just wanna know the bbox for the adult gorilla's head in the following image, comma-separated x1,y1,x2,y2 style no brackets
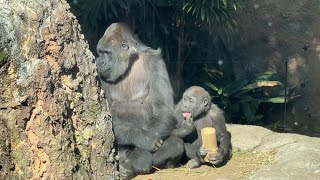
96,23,139,83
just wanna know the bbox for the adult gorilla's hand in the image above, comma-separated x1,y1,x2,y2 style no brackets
148,137,163,152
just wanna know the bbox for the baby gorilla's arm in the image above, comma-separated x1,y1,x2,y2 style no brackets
171,118,195,138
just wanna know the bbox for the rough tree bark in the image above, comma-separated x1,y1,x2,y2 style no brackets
0,0,115,179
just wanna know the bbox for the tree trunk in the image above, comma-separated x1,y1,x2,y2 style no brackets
0,0,115,179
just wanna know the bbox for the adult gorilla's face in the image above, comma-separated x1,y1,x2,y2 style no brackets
96,23,138,83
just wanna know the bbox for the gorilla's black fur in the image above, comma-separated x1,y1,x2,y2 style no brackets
172,86,232,168
96,23,184,179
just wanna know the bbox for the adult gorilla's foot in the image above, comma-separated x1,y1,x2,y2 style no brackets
119,161,135,180
152,136,184,168
129,148,153,175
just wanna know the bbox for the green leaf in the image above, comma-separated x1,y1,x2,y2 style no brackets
182,2,190,10
204,67,223,79
222,0,227,7
201,6,205,21
264,95,301,104
288,95,302,101
263,97,285,103
187,5,193,13
223,79,249,96
255,71,277,81
206,82,219,91
242,81,282,90
255,114,264,120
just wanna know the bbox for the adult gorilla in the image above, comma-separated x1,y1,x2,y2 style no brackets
95,23,184,179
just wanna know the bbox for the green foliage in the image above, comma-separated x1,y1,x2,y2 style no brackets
181,0,242,34
68,0,245,51
76,0,158,26
67,0,246,98
205,70,300,124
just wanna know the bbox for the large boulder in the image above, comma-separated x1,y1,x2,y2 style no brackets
228,124,320,179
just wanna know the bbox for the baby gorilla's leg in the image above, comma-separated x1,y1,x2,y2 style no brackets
187,159,201,168
185,143,202,168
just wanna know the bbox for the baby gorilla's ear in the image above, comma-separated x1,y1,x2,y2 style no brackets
203,97,209,107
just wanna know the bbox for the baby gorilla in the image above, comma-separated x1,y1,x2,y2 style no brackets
172,86,232,168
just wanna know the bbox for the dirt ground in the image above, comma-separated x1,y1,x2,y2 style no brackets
135,150,275,180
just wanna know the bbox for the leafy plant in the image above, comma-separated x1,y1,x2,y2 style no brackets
67,0,246,97
205,70,300,124
181,0,243,36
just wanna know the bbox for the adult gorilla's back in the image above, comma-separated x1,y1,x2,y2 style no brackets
95,23,184,179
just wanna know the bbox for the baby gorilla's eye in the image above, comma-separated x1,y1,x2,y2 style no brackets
121,43,129,50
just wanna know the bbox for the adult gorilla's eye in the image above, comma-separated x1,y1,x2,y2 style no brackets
121,43,129,50
183,95,188,101
99,50,111,55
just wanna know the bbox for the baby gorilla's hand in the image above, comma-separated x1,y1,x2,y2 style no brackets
206,148,225,166
199,146,208,156
199,147,224,165
181,117,195,132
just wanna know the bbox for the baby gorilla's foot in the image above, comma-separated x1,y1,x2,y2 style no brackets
187,159,201,169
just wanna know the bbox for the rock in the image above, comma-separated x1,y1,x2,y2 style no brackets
227,124,320,179
0,0,115,179
227,124,273,151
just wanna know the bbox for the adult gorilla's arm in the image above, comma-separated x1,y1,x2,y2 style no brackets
147,51,177,140
101,81,163,152
112,119,163,152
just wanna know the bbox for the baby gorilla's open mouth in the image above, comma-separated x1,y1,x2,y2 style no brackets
182,112,192,119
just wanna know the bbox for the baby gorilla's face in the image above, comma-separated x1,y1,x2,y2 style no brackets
180,86,211,119
181,93,202,119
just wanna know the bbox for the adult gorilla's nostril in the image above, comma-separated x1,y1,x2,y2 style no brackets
96,58,106,66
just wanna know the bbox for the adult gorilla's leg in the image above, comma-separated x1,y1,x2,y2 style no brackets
152,136,184,168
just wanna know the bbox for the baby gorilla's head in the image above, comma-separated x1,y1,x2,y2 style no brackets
181,86,211,119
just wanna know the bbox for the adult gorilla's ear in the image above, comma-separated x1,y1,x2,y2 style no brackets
127,43,139,61
203,97,209,107
121,42,129,51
